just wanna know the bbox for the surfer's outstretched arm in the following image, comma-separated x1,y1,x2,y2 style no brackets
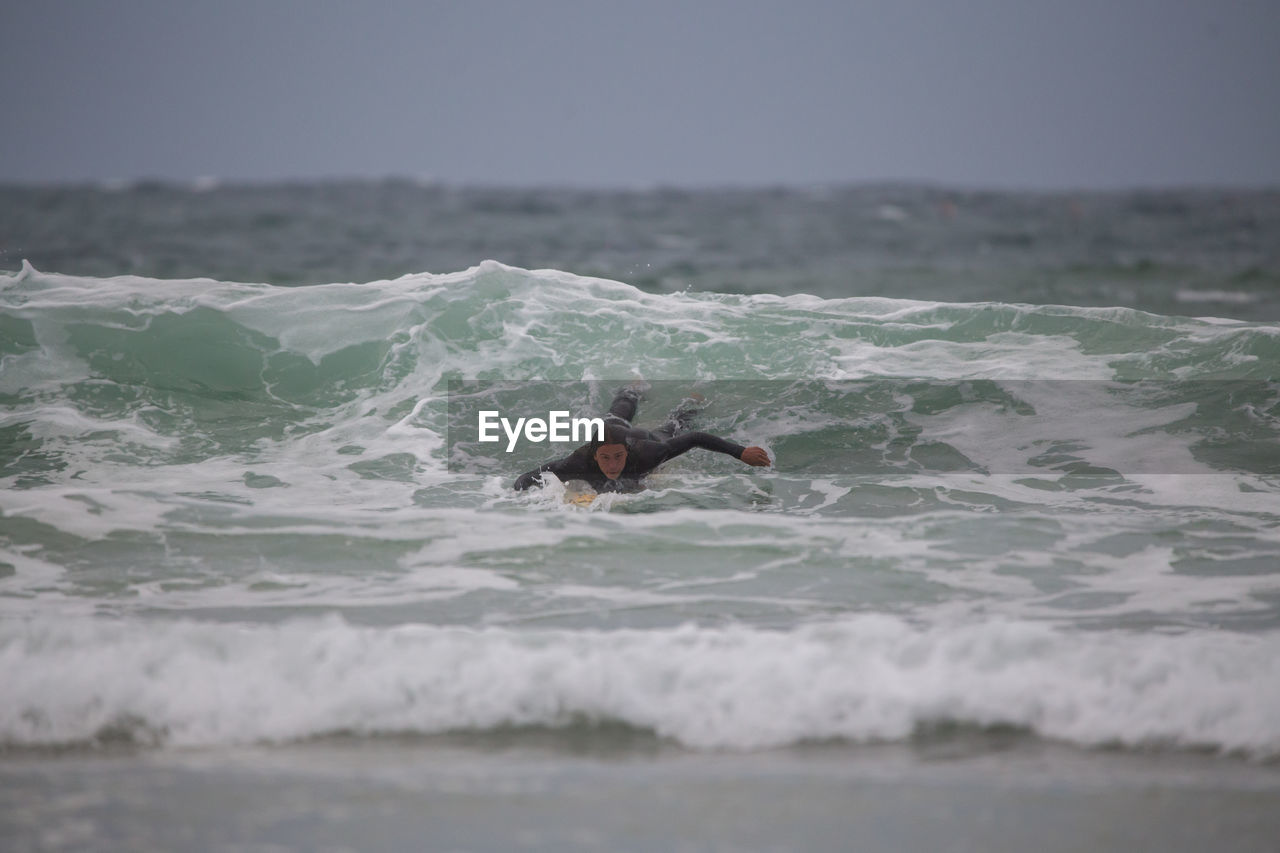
652,431,772,468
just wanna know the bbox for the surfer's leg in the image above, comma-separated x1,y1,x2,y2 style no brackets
604,384,645,426
654,392,704,439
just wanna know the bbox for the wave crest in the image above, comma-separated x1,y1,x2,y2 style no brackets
4,616,1278,756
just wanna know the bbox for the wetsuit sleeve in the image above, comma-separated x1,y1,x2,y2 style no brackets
657,431,747,463
513,467,548,490
513,455,586,490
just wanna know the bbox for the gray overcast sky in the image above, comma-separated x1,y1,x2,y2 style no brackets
2,0,1277,188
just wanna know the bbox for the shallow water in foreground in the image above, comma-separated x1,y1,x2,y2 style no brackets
5,737,1280,853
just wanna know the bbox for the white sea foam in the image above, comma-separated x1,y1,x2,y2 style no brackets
906,381,1208,475
2,616,1277,756
833,331,1115,380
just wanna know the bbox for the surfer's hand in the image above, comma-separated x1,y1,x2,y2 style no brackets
740,446,771,467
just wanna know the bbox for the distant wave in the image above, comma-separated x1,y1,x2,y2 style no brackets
5,260,1277,389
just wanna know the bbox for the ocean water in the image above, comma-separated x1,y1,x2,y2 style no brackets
2,182,1280,851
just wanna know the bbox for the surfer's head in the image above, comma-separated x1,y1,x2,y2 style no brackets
589,423,630,480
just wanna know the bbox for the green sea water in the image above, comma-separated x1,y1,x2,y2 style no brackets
2,183,1279,851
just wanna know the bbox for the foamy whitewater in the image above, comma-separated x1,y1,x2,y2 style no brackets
3,254,1279,761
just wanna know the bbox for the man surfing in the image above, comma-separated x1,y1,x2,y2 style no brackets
512,385,771,493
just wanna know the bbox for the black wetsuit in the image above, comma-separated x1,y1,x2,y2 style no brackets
512,389,747,493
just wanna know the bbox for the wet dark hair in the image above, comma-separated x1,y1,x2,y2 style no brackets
583,422,631,455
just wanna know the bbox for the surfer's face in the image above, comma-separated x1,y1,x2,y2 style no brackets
593,443,627,480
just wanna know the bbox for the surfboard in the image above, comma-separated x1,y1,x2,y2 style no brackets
566,491,597,507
